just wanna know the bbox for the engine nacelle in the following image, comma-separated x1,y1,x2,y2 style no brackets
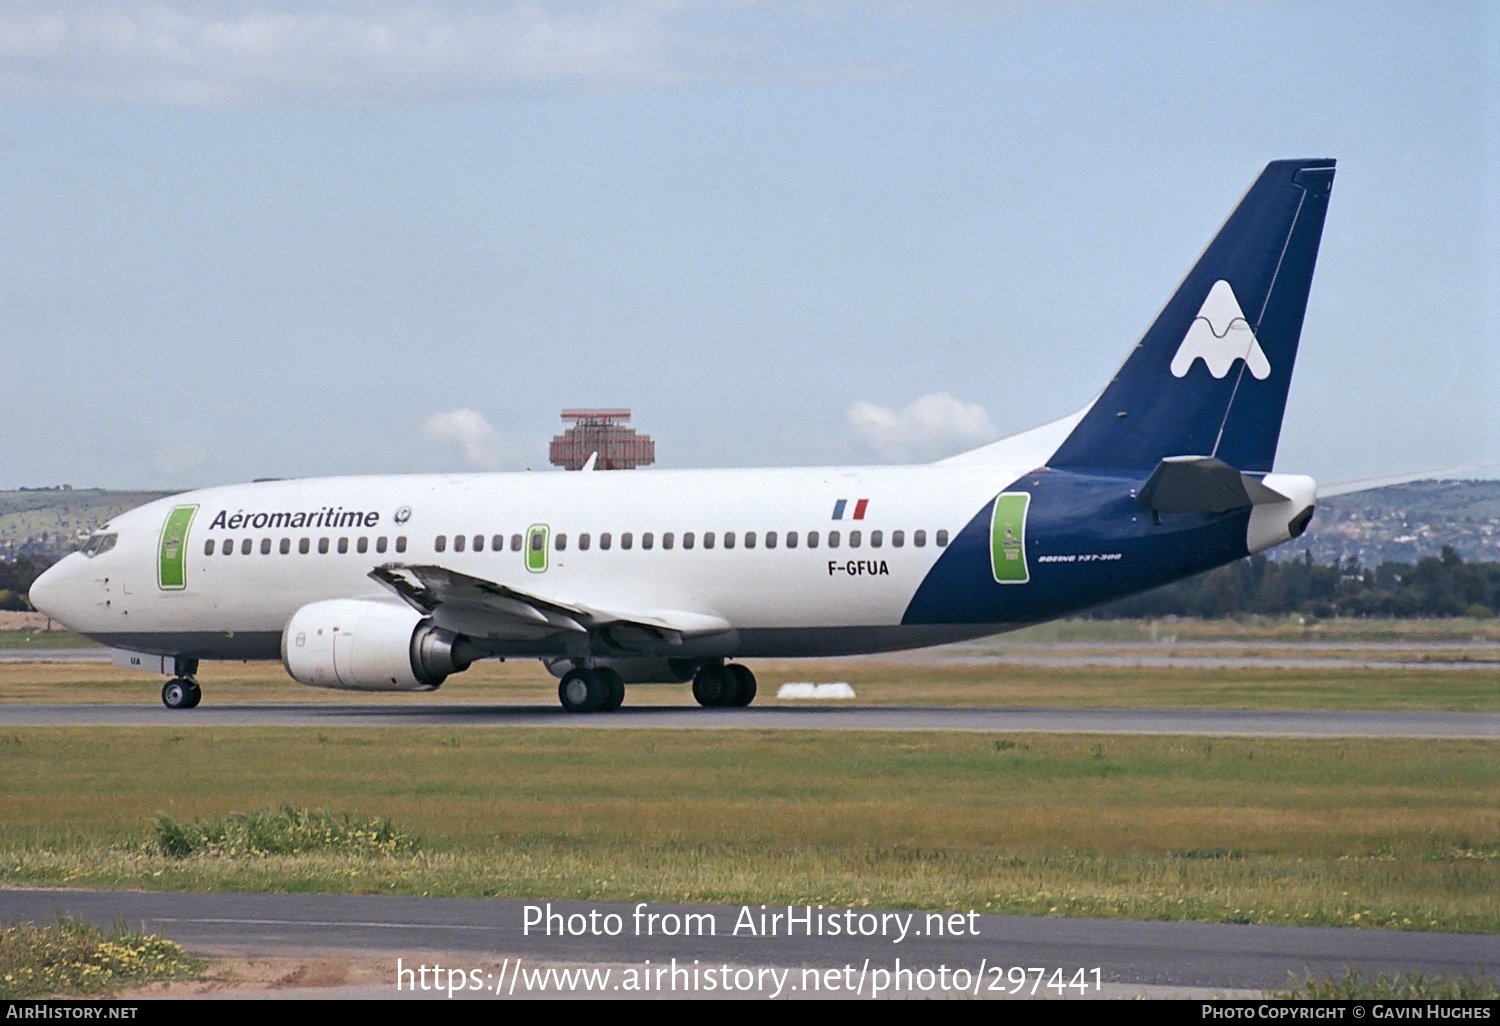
282,599,479,691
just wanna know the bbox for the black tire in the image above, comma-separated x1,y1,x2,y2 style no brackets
558,668,607,713
161,678,193,710
597,667,625,712
692,664,731,707
725,664,757,707
183,681,202,709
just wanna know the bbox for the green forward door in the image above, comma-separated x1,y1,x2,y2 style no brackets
158,505,198,590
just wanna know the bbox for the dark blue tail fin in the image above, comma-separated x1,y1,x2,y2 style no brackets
1049,159,1335,474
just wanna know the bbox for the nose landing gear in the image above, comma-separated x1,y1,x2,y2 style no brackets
161,678,201,710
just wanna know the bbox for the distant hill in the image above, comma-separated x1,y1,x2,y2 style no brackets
1288,479,1500,567
0,489,176,559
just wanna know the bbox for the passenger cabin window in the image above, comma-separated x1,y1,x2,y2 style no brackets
281,538,292,555
241,538,253,555
764,531,777,549
936,530,950,547
357,537,369,554
299,538,311,554
453,534,465,553
663,532,674,550
828,530,840,548
786,531,797,549
579,533,591,551
642,532,653,550
318,538,330,554
395,536,407,553
807,530,819,549
892,530,905,548
871,530,883,548
555,533,567,551
473,534,484,552
621,532,633,550
510,534,522,552
491,534,504,552
744,532,756,549
435,535,447,553
683,532,695,550
703,532,714,549
723,532,735,550
530,532,545,552
600,532,612,551
204,540,215,556
914,529,927,547
261,538,272,555
337,537,349,554
849,530,862,548
222,539,233,557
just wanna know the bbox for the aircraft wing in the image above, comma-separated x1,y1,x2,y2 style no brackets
368,564,737,655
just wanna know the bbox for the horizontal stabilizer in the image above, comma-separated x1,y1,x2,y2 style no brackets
1135,456,1288,514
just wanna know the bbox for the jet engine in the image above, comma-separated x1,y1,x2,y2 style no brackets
282,599,483,691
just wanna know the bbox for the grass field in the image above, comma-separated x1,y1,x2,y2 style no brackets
1,727,1496,933
2,657,1497,711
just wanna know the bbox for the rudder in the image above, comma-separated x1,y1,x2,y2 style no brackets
1048,159,1336,474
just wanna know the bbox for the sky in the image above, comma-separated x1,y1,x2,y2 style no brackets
0,0,1494,489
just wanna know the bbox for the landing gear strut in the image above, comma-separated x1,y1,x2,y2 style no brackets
161,678,201,710
692,663,756,708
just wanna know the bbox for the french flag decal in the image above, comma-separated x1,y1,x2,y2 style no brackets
832,499,869,520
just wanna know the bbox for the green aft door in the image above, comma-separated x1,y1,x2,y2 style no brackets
990,492,1030,584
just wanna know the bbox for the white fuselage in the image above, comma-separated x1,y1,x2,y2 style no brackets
33,459,1035,660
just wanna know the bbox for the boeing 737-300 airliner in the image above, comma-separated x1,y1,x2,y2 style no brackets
29,159,1335,712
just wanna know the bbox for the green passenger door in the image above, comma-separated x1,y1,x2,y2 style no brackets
158,505,198,590
990,492,1030,584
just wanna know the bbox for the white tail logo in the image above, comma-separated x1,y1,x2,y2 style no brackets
1169,279,1271,380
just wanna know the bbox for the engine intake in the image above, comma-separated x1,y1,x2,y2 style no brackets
282,598,481,691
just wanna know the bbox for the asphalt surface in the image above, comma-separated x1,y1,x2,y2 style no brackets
3,889,1493,994
1,701,1495,737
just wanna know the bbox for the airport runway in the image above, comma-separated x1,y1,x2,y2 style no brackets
1,701,1496,737
2,888,1493,995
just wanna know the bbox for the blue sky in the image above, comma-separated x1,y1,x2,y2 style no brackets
0,1,1494,488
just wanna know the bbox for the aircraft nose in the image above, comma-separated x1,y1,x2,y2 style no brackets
27,557,79,627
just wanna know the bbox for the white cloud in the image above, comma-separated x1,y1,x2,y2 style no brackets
0,1,893,107
846,392,998,462
422,407,509,470
153,441,206,477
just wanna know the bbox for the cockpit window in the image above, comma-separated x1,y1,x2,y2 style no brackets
81,533,117,557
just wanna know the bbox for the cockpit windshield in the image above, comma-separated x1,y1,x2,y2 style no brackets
81,533,117,557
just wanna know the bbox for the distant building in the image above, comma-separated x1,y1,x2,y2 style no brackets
548,409,655,471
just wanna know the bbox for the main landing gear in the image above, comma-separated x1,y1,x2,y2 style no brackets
558,666,626,714
554,662,758,713
692,663,757,708
161,677,201,710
